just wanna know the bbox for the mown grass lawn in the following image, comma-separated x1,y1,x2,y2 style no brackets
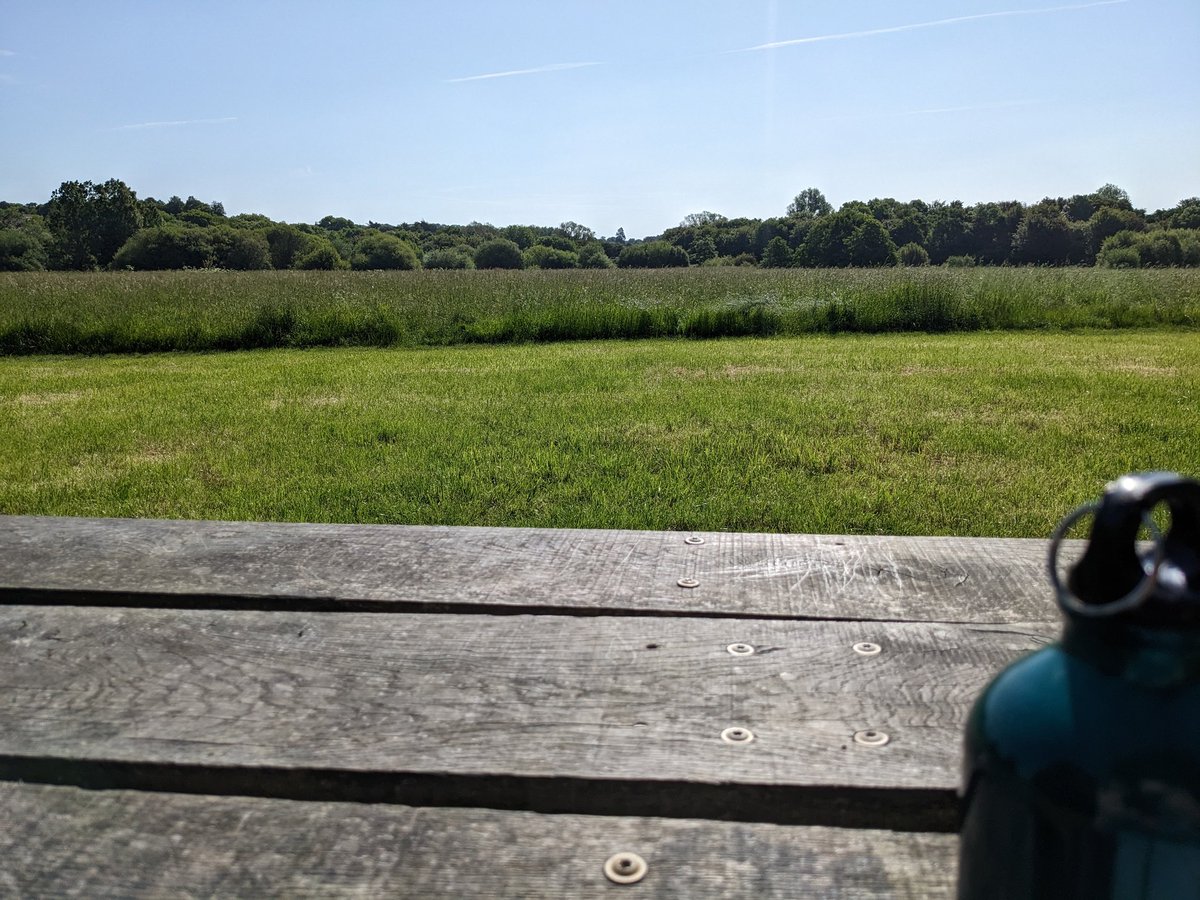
1,330,1196,536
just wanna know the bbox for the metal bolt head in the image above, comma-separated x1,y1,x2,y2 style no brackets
604,852,648,885
853,729,891,747
721,726,755,744
684,536,705,545
677,577,700,589
727,643,755,656
853,642,882,656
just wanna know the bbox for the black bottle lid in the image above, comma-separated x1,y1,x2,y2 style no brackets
1056,472,1200,626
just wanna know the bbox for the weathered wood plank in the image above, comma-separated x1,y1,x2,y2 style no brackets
0,515,1063,622
0,782,957,899
0,606,1055,829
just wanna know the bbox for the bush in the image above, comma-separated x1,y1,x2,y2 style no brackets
474,239,525,269
897,242,930,267
524,245,578,269
1097,246,1141,268
214,229,272,270
112,225,214,269
945,255,976,268
617,241,689,268
577,242,615,269
0,229,48,271
294,240,348,270
701,255,736,267
1099,229,1200,268
351,231,421,270
423,247,475,269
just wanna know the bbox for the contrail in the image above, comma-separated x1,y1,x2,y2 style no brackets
116,116,238,130
447,62,600,83
735,0,1129,52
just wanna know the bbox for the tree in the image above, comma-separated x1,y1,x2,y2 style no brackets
559,221,595,242
1088,207,1145,256
350,231,420,270
680,211,727,228
616,241,689,268
846,218,897,266
501,225,536,249
1159,198,1200,230
969,201,1023,264
761,236,792,268
797,209,881,267
715,225,755,258
787,188,832,219
474,238,525,269
1011,205,1075,265
688,235,718,264
536,234,575,252
926,201,973,264
318,215,356,232
1092,183,1132,211
45,179,143,269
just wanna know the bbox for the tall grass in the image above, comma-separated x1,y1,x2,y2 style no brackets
1,267,1196,355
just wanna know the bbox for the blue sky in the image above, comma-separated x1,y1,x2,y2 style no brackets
2,0,1197,237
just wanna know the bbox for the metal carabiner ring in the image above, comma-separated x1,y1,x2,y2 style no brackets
1047,501,1166,617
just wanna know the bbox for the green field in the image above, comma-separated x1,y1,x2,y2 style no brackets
2,267,1197,355
2,331,1196,536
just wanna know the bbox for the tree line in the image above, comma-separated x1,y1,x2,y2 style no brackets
1,179,1197,273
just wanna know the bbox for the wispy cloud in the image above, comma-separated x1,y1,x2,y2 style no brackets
735,0,1128,52
0,50,15,57
115,116,238,131
447,62,600,83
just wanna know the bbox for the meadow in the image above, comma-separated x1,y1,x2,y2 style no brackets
2,331,1196,537
1,267,1197,355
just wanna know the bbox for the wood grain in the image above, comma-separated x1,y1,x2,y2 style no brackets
0,515,1064,623
0,781,958,899
0,606,1055,829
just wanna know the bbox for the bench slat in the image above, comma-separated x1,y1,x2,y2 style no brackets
0,606,1054,830
0,515,1061,623
0,781,957,899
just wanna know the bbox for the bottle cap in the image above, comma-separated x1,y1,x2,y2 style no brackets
1049,472,1200,625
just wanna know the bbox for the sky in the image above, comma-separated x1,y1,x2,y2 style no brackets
2,0,1198,238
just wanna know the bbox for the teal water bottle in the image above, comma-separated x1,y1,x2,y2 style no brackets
957,472,1200,899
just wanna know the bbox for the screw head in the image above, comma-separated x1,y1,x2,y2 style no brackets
684,536,705,545
853,729,891,747
604,852,648,885
677,577,700,589
727,643,755,656
721,726,755,744
853,642,882,656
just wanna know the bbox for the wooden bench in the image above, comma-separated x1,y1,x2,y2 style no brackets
0,515,1062,897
